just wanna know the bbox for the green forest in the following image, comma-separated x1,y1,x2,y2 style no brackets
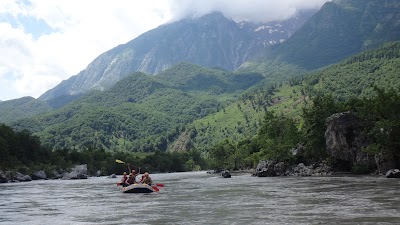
0,123,207,176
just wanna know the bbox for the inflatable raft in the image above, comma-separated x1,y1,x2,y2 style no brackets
121,183,155,193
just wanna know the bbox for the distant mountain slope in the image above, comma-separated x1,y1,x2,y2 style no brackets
38,11,314,107
265,0,400,70
0,97,52,124
12,64,264,151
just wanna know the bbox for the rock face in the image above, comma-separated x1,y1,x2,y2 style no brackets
62,165,88,180
325,111,400,174
325,111,374,168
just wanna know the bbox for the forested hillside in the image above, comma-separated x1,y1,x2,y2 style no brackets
307,41,400,100
0,97,52,123
175,41,400,157
11,63,264,152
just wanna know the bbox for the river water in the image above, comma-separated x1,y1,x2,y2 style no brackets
1,171,400,225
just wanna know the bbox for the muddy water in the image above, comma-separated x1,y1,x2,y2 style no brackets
1,172,399,225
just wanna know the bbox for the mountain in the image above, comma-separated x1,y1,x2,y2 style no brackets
0,97,52,124
263,0,400,70
38,11,315,108
12,63,264,151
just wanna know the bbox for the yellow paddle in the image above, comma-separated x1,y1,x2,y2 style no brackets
115,159,125,164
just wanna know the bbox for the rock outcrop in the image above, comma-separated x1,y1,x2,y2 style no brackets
325,111,399,175
325,111,374,168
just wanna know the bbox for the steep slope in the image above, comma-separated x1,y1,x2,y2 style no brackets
12,64,264,151
173,41,400,152
0,97,52,123
306,41,400,99
38,12,314,107
263,0,400,70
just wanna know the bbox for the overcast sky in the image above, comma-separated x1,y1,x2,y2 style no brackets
0,0,330,101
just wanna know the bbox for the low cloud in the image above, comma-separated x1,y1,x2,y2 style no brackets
167,0,330,22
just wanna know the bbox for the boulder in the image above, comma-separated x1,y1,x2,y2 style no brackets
311,162,332,176
273,162,288,176
292,163,312,176
14,172,32,182
325,111,374,168
32,170,47,180
107,173,117,178
221,170,231,178
62,164,88,180
255,160,277,177
385,169,400,178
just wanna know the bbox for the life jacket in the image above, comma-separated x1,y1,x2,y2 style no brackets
121,176,128,183
127,176,136,184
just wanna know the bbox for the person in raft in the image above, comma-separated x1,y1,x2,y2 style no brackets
131,169,137,180
121,172,129,187
140,172,153,186
126,173,136,185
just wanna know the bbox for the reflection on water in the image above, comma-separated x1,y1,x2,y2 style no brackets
1,172,400,225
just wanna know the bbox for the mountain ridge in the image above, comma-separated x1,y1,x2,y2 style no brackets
38,11,315,107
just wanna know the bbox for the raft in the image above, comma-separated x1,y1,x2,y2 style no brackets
121,183,155,193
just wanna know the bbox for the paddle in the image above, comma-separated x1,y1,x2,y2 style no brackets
115,159,125,164
151,185,160,192
116,159,132,173
156,183,164,187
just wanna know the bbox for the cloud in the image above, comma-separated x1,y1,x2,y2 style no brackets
0,0,330,101
0,0,171,101
167,0,330,22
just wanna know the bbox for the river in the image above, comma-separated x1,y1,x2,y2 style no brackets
1,171,399,225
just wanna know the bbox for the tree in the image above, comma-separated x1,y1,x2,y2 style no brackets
301,95,343,162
